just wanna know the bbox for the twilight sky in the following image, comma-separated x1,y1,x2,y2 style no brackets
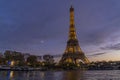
1,0,120,61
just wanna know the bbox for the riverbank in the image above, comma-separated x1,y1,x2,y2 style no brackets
1,64,120,71
0,67,120,71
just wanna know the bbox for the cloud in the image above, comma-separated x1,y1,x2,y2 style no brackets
0,0,120,57
0,0,67,46
75,0,120,46
101,43,120,50
88,52,106,57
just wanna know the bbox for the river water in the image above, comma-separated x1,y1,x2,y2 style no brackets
0,70,120,80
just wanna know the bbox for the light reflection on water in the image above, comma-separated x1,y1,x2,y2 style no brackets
0,70,120,80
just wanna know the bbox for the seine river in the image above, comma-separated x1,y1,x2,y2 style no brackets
0,70,120,80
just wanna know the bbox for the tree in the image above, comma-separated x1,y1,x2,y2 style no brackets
4,50,25,66
42,54,55,69
0,52,5,65
27,55,37,67
4,50,12,61
12,51,25,66
43,55,54,64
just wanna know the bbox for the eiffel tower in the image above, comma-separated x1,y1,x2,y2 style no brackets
60,6,89,64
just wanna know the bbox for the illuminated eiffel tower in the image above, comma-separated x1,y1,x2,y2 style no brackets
60,6,89,64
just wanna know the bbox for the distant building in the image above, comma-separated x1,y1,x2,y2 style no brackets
37,56,42,62
23,53,30,62
0,52,3,58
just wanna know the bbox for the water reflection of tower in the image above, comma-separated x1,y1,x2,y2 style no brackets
62,71,85,80
60,6,89,64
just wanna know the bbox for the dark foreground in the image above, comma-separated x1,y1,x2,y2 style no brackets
0,70,120,80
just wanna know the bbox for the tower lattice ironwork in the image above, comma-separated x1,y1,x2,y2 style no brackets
60,6,89,64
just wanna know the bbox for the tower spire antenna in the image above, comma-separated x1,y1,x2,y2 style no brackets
70,0,73,8
70,4,73,8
